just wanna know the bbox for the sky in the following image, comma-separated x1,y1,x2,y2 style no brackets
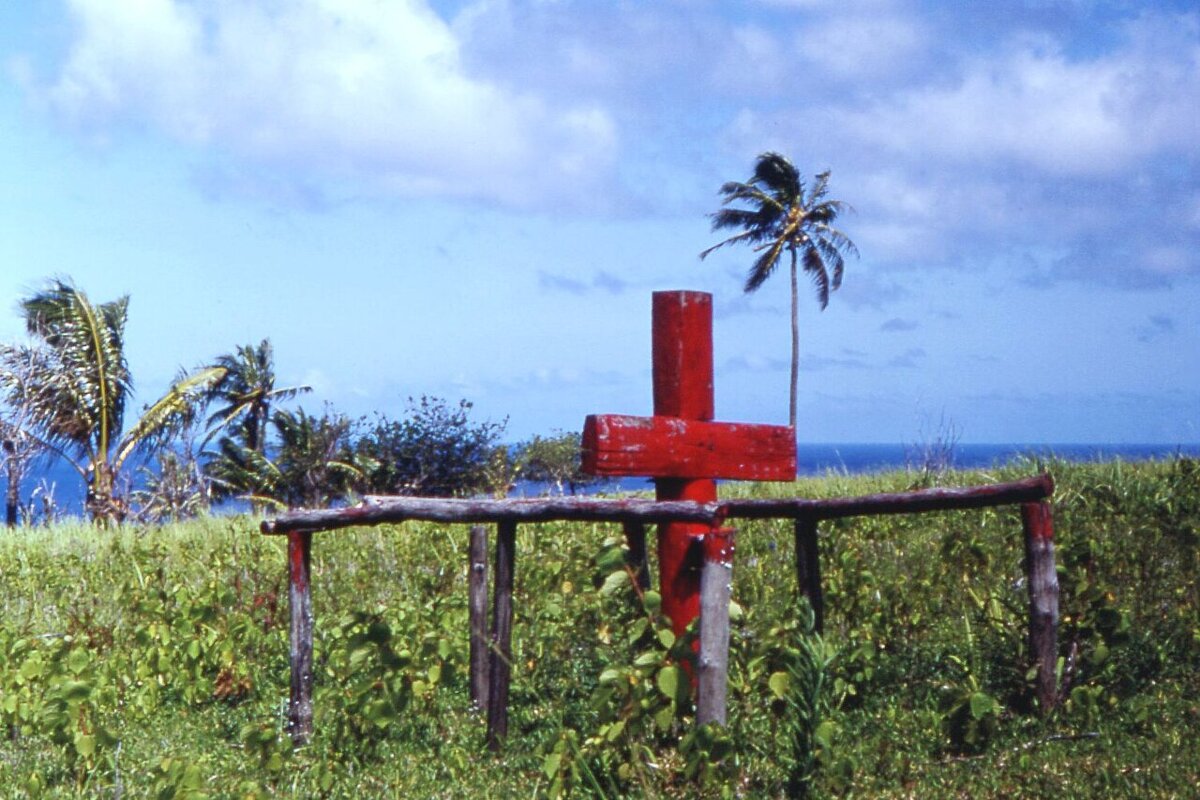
0,0,1197,445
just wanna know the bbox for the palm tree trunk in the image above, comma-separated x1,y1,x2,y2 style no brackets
789,253,799,431
5,461,18,528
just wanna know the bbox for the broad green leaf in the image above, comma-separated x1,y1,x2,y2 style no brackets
969,691,997,720
643,590,662,613
604,719,626,742
366,699,394,726
728,600,744,621
596,548,626,571
600,570,629,596
768,671,790,700
657,665,684,701
598,667,623,685
73,733,96,759
67,648,90,675
634,651,661,668
19,658,44,681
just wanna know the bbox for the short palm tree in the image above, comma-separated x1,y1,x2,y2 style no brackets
1,279,224,522
700,152,858,429
204,339,309,455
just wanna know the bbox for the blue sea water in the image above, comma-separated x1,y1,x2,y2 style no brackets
506,442,1200,496
8,443,1200,516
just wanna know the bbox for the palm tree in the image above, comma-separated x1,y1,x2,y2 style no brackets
700,152,858,430
205,407,360,510
0,346,45,527
204,339,309,455
1,279,224,522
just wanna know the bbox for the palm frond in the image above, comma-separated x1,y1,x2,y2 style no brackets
718,181,783,213
709,207,768,232
202,338,308,453
802,246,832,309
19,280,131,458
751,152,801,198
745,239,787,293
805,170,831,207
114,365,226,470
815,238,846,291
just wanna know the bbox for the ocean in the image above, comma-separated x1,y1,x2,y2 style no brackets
8,443,1200,517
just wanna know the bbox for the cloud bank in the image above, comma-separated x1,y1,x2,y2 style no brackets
37,0,618,209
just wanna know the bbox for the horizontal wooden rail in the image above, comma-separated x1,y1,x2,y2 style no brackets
262,474,1053,536
262,496,724,535
724,473,1054,521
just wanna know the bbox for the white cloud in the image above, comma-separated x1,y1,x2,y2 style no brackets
835,20,1200,177
793,11,926,81
722,10,1200,285
39,0,618,209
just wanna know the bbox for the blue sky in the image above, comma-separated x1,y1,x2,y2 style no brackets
1,0,1197,444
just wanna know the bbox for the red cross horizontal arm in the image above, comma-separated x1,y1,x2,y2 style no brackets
582,414,796,481
581,290,796,640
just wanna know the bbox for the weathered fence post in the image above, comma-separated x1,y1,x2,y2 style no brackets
623,521,651,591
697,527,734,726
287,530,314,745
1021,501,1059,713
469,525,490,710
486,520,517,750
794,518,824,634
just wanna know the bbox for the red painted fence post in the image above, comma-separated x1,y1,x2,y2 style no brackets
697,527,735,726
287,531,314,744
1021,501,1059,713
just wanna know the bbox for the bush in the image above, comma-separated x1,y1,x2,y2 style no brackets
354,396,506,498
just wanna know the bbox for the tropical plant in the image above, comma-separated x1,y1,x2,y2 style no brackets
354,396,506,498
0,279,223,522
206,406,361,510
518,430,597,495
204,339,309,455
0,346,45,526
700,152,857,429
272,407,361,508
130,449,211,523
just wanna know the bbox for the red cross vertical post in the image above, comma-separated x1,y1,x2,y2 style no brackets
582,291,797,638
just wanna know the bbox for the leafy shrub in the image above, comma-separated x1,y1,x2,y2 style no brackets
355,396,506,498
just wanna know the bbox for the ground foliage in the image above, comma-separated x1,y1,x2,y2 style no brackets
0,458,1197,797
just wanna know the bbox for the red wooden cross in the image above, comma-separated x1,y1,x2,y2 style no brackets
581,291,796,637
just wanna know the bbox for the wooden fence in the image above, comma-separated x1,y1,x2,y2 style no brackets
262,473,1056,748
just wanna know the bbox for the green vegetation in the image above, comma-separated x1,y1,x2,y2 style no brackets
0,280,527,522
0,279,224,523
0,457,1196,797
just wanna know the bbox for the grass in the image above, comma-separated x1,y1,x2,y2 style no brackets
0,457,1197,797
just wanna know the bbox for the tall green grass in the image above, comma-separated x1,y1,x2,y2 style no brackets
0,457,1196,797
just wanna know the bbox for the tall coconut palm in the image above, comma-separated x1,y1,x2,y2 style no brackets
700,152,858,430
204,339,309,455
3,279,224,522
